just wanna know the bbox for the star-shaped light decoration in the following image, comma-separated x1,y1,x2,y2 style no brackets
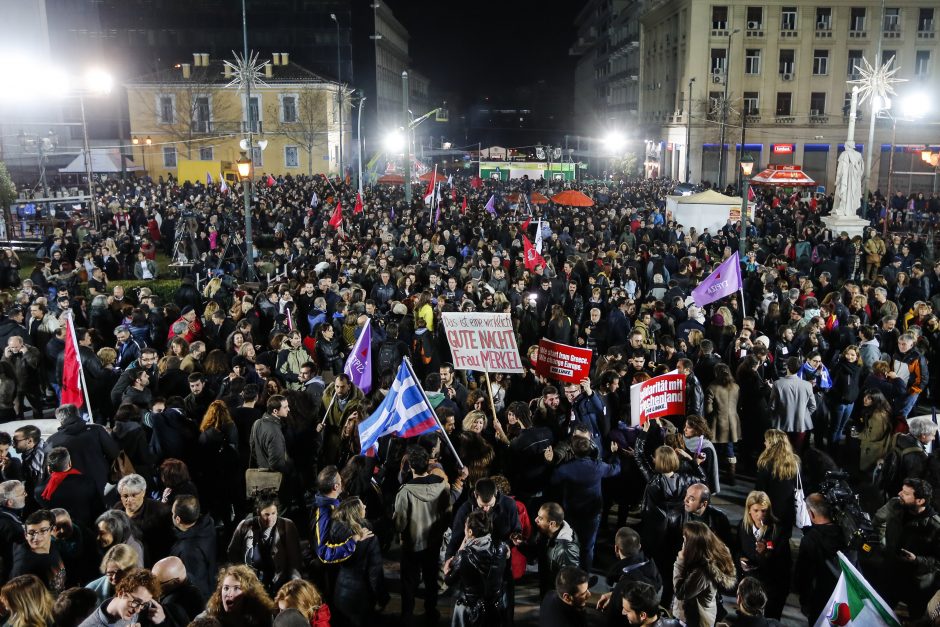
847,55,906,111
708,93,739,120
223,50,269,91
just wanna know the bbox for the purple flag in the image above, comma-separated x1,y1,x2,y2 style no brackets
484,194,496,215
691,251,742,307
434,204,441,224
206,172,213,185
343,318,372,394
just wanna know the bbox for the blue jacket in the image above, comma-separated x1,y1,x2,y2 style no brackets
310,494,356,564
551,455,621,512
572,391,607,451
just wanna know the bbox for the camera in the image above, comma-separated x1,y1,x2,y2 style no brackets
819,471,879,551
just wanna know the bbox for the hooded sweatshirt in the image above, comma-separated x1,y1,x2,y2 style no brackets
393,475,450,552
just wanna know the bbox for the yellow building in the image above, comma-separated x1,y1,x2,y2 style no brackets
125,52,352,181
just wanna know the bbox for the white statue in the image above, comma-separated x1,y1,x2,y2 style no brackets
833,142,864,217
832,86,864,218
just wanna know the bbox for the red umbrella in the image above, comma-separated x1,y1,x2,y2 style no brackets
531,192,549,204
551,190,594,207
377,173,404,185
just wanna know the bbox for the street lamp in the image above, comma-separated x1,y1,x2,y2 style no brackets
738,154,755,256
331,12,343,176
236,153,256,281
357,95,366,197
78,67,113,231
885,93,930,204
602,131,627,154
686,76,695,183
384,130,405,153
132,136,152,173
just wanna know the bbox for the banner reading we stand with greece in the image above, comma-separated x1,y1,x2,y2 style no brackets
535,338,593,384
441,312,524,373
630,371,686,426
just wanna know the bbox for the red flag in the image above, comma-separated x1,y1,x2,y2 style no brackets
461,196,467,214
470,176,482,189
747,186,756,202
61,314,84,409
266,174,276,187
329,203,343,227
424,166,438,199
354,193,363,214
522,234,546,271
521,217,531,232
451,188,457,202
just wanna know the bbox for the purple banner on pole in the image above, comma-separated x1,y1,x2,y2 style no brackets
691,251,742,307
343,318,372,394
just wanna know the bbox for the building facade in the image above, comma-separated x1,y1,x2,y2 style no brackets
126,53,350,180
640,0,939,192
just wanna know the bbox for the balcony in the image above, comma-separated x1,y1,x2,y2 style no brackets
809,114,830,124
190,120,212,133
918,21,935,39
815,22,832,38
775,115,795,124
849,29,868,39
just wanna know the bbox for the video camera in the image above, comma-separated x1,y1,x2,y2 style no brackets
819,471,879,552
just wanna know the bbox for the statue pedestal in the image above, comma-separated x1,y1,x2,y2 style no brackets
822,215,869,240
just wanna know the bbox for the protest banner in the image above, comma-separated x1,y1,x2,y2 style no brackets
629,371,686,426
535,338,593,384
442,312,523,373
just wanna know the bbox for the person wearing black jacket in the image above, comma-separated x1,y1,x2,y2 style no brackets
828,346,863,447
617,579,682,627
152,556,205,627
169,495,217,601
794,493,849,622
446,477,522,560
46,404,120,493
444,509,511,627
595,527,664,627
36,447,104,531
0,479,26,582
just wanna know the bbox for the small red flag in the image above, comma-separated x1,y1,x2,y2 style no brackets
451,188,457,202
521,217,531,232
266,174,276,187
522,234,546,272
61,314,84,409
354,193,363,214
461,196,467,214
329,203,343,227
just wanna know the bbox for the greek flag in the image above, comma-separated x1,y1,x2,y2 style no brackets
358,361,439,455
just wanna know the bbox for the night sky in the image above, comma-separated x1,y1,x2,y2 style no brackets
385,0,583,104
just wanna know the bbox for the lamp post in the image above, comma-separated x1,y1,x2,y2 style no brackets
357,95,366,196
686,76,695,183
717,29,740,190
738,154,755,256
862,0,887,214
331,13,343,177
132,136,152,175
78,68,113,231
236,153,256,281
402,71,411,203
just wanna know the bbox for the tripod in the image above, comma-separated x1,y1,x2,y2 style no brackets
171,217,201,264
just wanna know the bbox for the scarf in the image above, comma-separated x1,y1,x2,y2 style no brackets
41,468,81,501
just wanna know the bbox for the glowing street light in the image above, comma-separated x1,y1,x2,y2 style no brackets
384,130,405,153
602,131,627,154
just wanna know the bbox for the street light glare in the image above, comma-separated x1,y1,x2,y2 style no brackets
84,68,113,95
384,130,405,153
603,131,626,153
899,92,928,120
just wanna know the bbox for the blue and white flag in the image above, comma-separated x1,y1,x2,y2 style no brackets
358,361,439,455
310,191,319,208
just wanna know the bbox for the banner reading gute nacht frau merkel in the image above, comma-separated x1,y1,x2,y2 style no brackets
630,371,686,426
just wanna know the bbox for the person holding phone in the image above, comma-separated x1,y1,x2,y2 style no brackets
79,568,166,627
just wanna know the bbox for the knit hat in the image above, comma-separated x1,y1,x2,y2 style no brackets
181,306,195,316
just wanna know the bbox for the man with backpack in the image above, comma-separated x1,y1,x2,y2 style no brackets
878,416,937,496
375,321,408,377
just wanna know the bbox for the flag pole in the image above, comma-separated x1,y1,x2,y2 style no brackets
481,364,501,434
66,311,94,423
403,356,464,468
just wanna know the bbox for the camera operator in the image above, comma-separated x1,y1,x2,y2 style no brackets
794,493,849,622
874,477,940,618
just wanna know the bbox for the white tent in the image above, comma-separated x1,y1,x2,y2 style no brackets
59,149,143,174
666,189,751,234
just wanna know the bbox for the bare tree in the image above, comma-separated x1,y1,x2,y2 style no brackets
266,88,331,176
130,65,237,160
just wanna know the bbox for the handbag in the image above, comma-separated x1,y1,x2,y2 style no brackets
245,468,282,498
109,451,136,484
794,471,812,528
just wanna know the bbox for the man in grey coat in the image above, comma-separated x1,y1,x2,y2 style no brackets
249,395,291,473
770,356,816,451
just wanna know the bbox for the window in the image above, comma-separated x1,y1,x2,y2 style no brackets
284,146,299,168
810,92,827,114
850,7,866,31
163,146,177,168
813,50,829,75
884,8,900,31
251,146,263,167
847,50,863,76
779,49,795,75
781,7,797,30
193,97,210,132
199,147,213,161
882,50,897,66
816,7,832,29
712,6,728,30
281,95,297,123
919,8,935,31
746,6,763,28
707,91,722,120
158,95,174,124
745,49,761,74
246,96,260,133
743,92,760,115
776,92,793,116
916,50,931,77
711,48,728,75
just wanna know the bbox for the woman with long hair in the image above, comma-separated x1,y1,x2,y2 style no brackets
705,363,741,485
457,411,496,486
197,400,240,528
735,355,773,470
1,575,54,627
737,491,791,619
857,389,894,474
829,345,863,447
227,495,303,596
325,498,388,626
672,521,736,627
205,564,275,627
157,458,199,506
274,580,330,627
545,304,574,345
755,429,800,538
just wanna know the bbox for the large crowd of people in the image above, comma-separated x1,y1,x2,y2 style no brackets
0,169,939,627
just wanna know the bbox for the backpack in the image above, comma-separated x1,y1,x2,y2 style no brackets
875,432,924,493
377,340,403,375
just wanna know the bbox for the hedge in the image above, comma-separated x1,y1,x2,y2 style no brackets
102,278,182,304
